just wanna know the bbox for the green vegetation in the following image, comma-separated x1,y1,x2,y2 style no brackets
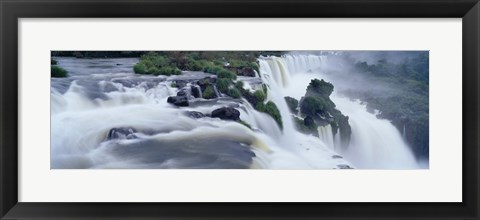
306,79,334,98
133,52,182,75
157,66,181,76
298,79,351,148
238,120,252,129
51,59,58,65
130,51,269,78
300,96,325,116
293,117,317,136
216,78,231,93
253,90,266,103
133,63,147,74
284,96,299,114
203,85,216,99
341,52,429,158
51,65,68,78
256,101,282,129
227,88,241,98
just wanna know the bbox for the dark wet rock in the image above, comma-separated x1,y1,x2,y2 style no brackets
167,95,189,107
107,127,137,140
285,96,299,114
337,164,353,169
211,107,240,121
177,89,188,97
191,85,202,98
173,80,188,89
226,66,256,77
332,155,343,159
304,116,316,127
185,111,205,119
197,77,216,90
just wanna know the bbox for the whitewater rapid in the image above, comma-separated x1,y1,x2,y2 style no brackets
260,54,420,169
51,57,352,169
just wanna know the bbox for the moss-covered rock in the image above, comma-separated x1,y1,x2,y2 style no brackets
51,65,68,78
256,101,282,129
285,96,299,114
203,85,217,99
293,117,318,137
227,88,241,98
254,90,266,103
299,78,352,148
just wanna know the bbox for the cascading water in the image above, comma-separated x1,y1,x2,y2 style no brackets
51,57,351,169
260,54,420,169
317,124,335,150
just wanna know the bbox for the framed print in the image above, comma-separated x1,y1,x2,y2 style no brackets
1,0,479,219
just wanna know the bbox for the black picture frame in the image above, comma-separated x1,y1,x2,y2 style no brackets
1,0,479,219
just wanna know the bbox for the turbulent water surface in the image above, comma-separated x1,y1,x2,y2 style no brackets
51,55,420,169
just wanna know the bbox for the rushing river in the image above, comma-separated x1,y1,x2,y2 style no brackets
51,55,419,169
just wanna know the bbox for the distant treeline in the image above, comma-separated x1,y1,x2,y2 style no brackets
51,51,285,59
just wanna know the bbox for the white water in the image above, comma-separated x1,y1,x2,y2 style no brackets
318,124,335,150
51,55,420,169
51,57,351,169
260,54,419,169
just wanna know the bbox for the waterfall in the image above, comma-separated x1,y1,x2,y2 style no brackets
51,55,420,169
317,125,335,150
259,54,419,169
52,57,353,169
258,59,297,150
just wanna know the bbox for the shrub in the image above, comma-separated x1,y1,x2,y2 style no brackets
300,96,325,116
141,53,169,67
147,66,159,75
306,79,334,98
216,78,231,93
262,84,268,96
51,59,58,65
186,60,204,71
213,59,225,66
256,101,282,129
254,90,266,102
227,88,241,98
133,63,148,74
51,66,68,78
203,64,223,74
235,81,244,90
203,85,216,99
217,69,237,80
154,67,181,76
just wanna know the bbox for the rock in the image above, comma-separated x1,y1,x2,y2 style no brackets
197,77,216,90
337,164,353,169
191,85,202,98
285,96,299,114
332,155,343,159
177,89,188,97
225,66,256,77
211,107,240,121
185,111,205,119
304,116,316,127
174,80,187,89
107,127,137,140
167,96,189,107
